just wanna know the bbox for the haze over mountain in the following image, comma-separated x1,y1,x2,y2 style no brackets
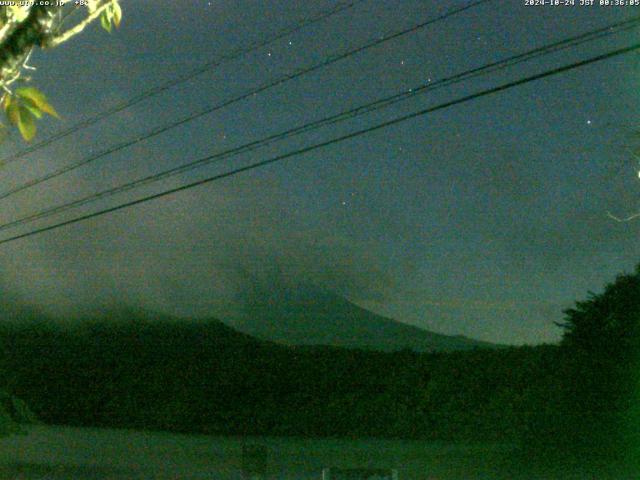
0,282,494,352
221,284,494,352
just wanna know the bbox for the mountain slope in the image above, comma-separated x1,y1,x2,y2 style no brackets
225,285,495,352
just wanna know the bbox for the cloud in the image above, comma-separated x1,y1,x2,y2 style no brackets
0,173,395,320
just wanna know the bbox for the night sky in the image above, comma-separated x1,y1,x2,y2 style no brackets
0,0,637,345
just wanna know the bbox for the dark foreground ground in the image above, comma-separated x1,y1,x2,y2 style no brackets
0,425,635,480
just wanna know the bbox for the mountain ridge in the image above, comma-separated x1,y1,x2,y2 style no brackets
221,284,496,352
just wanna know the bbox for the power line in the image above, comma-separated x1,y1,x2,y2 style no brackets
0,10,633,208
0,0,491,169
0,17,637,232
0,40,637,246
0,0,366,164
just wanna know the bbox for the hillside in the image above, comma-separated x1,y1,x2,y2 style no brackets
225,285,495,351
0,306,560,441
0,311,433,436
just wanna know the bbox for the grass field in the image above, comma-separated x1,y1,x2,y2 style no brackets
0,425,633,479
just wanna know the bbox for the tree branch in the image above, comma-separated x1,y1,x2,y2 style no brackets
0,6,31,45
0,5,60,82
606,210,640,222
0,18,20,47
45,0,112,48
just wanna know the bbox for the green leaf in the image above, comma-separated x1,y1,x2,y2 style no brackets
101,10,112,32
15,87,59,118
4,88,60,141
112,1,122,28
7,100,37,141
3,93,12,112
6,98,20,127
23,101,43,119
15,105,36,142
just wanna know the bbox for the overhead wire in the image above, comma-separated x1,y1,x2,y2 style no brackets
0,9,633,207
0,39,637,246
0,0,491,169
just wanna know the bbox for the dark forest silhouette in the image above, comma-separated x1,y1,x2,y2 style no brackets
0,264,638,473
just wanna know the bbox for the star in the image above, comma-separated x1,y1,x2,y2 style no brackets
586,120,592,125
